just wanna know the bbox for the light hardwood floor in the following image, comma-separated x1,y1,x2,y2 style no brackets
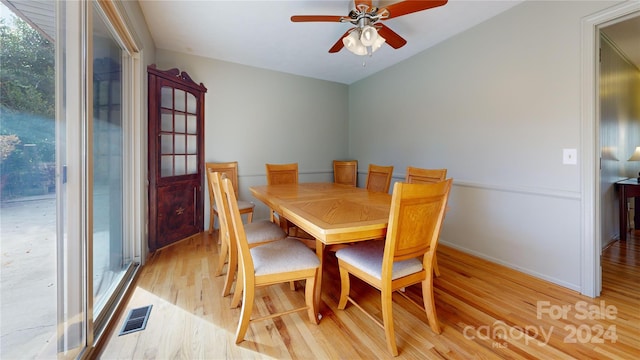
98,231,640,359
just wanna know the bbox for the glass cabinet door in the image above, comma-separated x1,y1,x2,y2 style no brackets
159,87,199,178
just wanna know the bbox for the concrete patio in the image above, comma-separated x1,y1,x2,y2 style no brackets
1,195,57,359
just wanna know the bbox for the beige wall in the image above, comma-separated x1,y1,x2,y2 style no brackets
348,1,616,291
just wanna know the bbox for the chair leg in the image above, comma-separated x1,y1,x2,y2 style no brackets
433,253,441,277
214,233,228,277
305,272,319,324
381,287,398,357
234,275,254,344
337,263,350,310
289,281,296,291
281,218,291,235
422,270,441,334
247,211,253,224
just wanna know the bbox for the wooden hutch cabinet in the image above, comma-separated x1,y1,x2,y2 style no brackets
147,65,207,252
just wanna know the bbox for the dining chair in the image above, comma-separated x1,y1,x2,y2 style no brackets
405,166,447,184
405,166,447,277
335,179,453,356
365,164,394,193
209,171,287,298
265,163,299,225
265,162,298,185
333,160,358,186
221,176,320,344
264,162,314,241
206,162,255,235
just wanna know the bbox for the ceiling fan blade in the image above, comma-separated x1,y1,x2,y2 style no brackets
291,15,344,22
381,0,448,20
377,24,407,49
329,30,352,53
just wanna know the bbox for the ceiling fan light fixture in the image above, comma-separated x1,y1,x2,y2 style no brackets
359,25,378,46
372,34,386,52
343,30,367,56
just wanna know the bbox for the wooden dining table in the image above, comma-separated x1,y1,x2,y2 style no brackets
249,182,392,318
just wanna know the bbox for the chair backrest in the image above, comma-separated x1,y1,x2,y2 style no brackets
365,164,394,193
208,171,234,251
382,179,453,279
405,166,447,184
206,162,240,198
333,160,358,186
265,163,298,185
221,176,255,283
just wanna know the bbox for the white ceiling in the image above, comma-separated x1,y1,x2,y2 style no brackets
4,0,636,84
138,0,525,84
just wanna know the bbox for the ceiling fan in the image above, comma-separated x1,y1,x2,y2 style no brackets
291,0,448,56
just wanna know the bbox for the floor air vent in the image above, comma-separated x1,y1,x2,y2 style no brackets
119,305,152,336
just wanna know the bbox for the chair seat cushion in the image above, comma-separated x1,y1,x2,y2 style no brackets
237,199,255,212
214,200,255,213
244,220,287,245
251,238,320,276
335,241,423,280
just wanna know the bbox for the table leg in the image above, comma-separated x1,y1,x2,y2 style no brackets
315,239,325,321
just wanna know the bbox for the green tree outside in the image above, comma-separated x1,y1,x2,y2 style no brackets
0,14,55,198
1,16,55,117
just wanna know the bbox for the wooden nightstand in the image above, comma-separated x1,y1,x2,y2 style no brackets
616,178,640,241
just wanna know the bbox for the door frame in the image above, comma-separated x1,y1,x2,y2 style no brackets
580,1,640,298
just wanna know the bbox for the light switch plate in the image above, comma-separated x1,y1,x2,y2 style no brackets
563,148,577,165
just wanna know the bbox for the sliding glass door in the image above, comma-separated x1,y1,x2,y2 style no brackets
91,3,133,330
1,1,141,358
0,2,58,358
